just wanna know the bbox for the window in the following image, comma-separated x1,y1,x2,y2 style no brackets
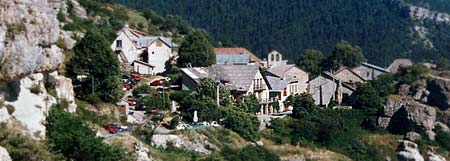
271,54,274,61
283,88,287,96
116,40,122,48
367,72,370,78
152,51,155,54
276,54,280,61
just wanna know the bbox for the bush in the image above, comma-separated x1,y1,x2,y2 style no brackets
435,127,450,151
85,93,102,104
46,104,127,161
221,108,260,141
137,94,170,110
221,145,280,161
30,84,41,94
132,85,155,96
168,116,179,129
169,90,192,102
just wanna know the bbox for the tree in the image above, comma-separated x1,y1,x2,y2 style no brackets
137,94,170,110
297,49,325,77
177,30,215,67
221,108,260,141
436,58,450,70
196,78,231,106
395,64,430,84
45,104,126,161
66,30,123,103
236,95,261,114
291,93,318,120
323,40,364,71
347,83,383,129
179,96,221,122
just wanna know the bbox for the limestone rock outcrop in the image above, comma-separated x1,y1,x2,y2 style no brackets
404,132,422,141
396,140,424,161
0,146,12,161
379,96,437,136
151,134,217,155
0,0,67,81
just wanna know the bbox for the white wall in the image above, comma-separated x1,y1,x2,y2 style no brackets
111,32,140,63
145,39,172,74
134,63,154,75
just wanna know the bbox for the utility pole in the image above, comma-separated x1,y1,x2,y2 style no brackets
215,78,220,107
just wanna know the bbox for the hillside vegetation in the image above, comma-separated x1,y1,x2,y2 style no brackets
113,0,450,66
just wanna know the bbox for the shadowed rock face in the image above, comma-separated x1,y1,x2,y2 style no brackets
427,76,450,110
0,0,66,82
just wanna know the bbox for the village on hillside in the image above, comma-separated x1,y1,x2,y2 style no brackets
113,25,416,117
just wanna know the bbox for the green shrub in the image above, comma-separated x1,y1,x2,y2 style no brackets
85,93,101,104
221,145,280,161
44,74,57,97
168,116,179,129
436,127,450,151
5,104,15,115
30,84,41,94
132,85,155,96
221,108,260,141
169,90,192,102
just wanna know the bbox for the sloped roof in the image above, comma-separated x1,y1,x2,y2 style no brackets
214,48,263,63
216,54,250,65
209,64,259,91
265,76,291,91
267,64,296,77
361,62,390,73
180,67,211,84
137,36,177,48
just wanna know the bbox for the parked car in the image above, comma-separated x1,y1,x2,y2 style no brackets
176,124,192,130
149,79,164,86
131,74,141,82
127,97,136,106
104,124,119,134
210,121,221,127
135,104,147,111
123,83,131,90
122,75,136,85
147,108,160,114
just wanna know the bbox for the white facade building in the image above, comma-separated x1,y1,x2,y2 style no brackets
111,26,178,75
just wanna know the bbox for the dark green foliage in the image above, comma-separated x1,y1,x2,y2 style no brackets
132,85,156,96
195,78,231,106
297,49,324,77
180,96,221,122
291,93,318,120
236,95,261,114
137,94,170,110
370,74,396,97
270,110,384,161
0,124,63,161
221,108,260,141
5,104,15,115
221,145,280,161
436,58,450,70
395,64,430,84
323,40,364,71
110,0,450,66
45,104,126,161
345,83,383,130
168,116,179,130
169,90,192,102
178,30,215,67
66,31,123,103
435,127,450,151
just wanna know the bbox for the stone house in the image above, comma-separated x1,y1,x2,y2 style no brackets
352,62,390,81
111,25,178,75
265,76,298,112
266,64,309,94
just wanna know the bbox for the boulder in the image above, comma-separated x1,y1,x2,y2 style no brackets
151,134,216,155
434,122,450,132
404,132,422,141
0,146,12,161
425,130,436,141
50,71,77,113
0,107,10,123
382,96,437,133
397,140,424,161
428,152,446,161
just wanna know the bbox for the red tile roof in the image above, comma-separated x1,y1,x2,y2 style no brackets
214,48,263,63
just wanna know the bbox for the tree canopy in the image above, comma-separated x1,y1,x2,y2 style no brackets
323,40,365,71
178,30,215,67
297,49,325,77
66,30,123,103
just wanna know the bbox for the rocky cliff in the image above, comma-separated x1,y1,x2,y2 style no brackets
0,0,80,138
0,0,68,81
